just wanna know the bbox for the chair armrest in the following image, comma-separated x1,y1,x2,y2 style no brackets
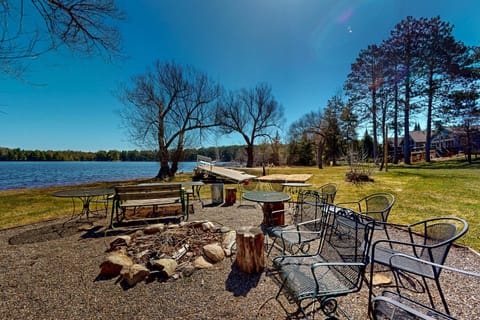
311,261,365,269
296,217,326,228
334,201,362,212
389,253,480,277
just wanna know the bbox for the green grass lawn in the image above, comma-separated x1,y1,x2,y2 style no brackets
1,159,479,250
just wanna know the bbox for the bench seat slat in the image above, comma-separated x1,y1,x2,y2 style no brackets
120,197,181,208
117,190,182,201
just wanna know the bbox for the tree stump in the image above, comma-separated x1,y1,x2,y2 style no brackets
262,202,285,226
225,188,237,206
235,226,265,274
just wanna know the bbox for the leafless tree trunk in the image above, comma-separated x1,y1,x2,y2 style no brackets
217,83,284,168
119,61,222,179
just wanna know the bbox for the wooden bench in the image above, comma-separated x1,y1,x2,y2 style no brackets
110,183,188,228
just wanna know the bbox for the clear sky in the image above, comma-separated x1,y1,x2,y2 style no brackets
1,0,479,152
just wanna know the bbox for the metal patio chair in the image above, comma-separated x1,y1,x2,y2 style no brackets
334,192,395,241
368,217,469,317
264,190,332,256
372,254,480,320
272,209,375,319
316,182,338,207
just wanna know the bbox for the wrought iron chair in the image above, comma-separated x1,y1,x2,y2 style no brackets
264,190,331,256
291,183,337,223
334,192,395,240
317,182,338,206
368,217,469,317
272,209,375,319
372,254,480,320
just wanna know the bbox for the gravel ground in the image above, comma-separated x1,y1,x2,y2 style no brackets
0,200,479,320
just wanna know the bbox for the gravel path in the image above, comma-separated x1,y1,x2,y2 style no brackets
0,200,479,319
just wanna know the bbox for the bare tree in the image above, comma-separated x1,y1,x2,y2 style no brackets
217,83,284,167
0,0,123,77
288,110,325,168
119,60,222,179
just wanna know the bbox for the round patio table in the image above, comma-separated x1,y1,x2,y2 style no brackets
242,191,291,203
242,191,291,226
52,187,114,220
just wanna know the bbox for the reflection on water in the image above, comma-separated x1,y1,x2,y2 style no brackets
0,161,196,190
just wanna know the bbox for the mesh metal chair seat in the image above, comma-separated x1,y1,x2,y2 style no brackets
368,217,469,317
372,254,480,320
272,210,375,319
373,291,454,320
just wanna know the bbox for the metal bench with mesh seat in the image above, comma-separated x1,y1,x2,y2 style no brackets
272,209,375,319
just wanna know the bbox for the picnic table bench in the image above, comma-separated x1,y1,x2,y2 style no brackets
110,183,189,228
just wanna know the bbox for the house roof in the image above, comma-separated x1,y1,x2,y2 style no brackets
409,130,428,143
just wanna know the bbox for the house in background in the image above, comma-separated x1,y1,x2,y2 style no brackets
389,127,480,162
431,126,480,156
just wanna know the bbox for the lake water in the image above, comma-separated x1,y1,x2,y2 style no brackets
0,161,197,190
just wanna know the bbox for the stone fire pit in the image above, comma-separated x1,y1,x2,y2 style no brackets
99,220,236,286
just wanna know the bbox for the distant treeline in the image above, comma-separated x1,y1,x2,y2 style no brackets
0,146,247,162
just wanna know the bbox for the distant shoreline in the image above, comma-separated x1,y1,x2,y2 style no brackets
0,161,196,191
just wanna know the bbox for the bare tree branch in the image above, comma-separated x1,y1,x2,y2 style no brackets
0,0,123,77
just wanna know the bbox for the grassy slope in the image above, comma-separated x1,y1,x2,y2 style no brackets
1,159,479,250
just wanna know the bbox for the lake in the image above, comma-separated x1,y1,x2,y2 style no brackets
0,161,197,190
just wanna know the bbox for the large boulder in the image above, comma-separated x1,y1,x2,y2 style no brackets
99,251,133,276
122,264,150,286
108,235,132,251
193,256,213,269
203,243,225,263
151,258,178,277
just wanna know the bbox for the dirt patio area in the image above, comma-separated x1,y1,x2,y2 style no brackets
1,200,479,319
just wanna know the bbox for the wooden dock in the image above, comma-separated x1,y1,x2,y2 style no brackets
195,162,257,183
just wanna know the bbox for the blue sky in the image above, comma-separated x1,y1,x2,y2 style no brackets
1,0,479,152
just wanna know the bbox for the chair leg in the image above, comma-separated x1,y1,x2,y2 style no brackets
384,226,394,249
266,236,279,256
433,277,450,315
367,261,376,319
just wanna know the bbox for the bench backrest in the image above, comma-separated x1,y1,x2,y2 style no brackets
114,183,184,201
321,209,375,285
